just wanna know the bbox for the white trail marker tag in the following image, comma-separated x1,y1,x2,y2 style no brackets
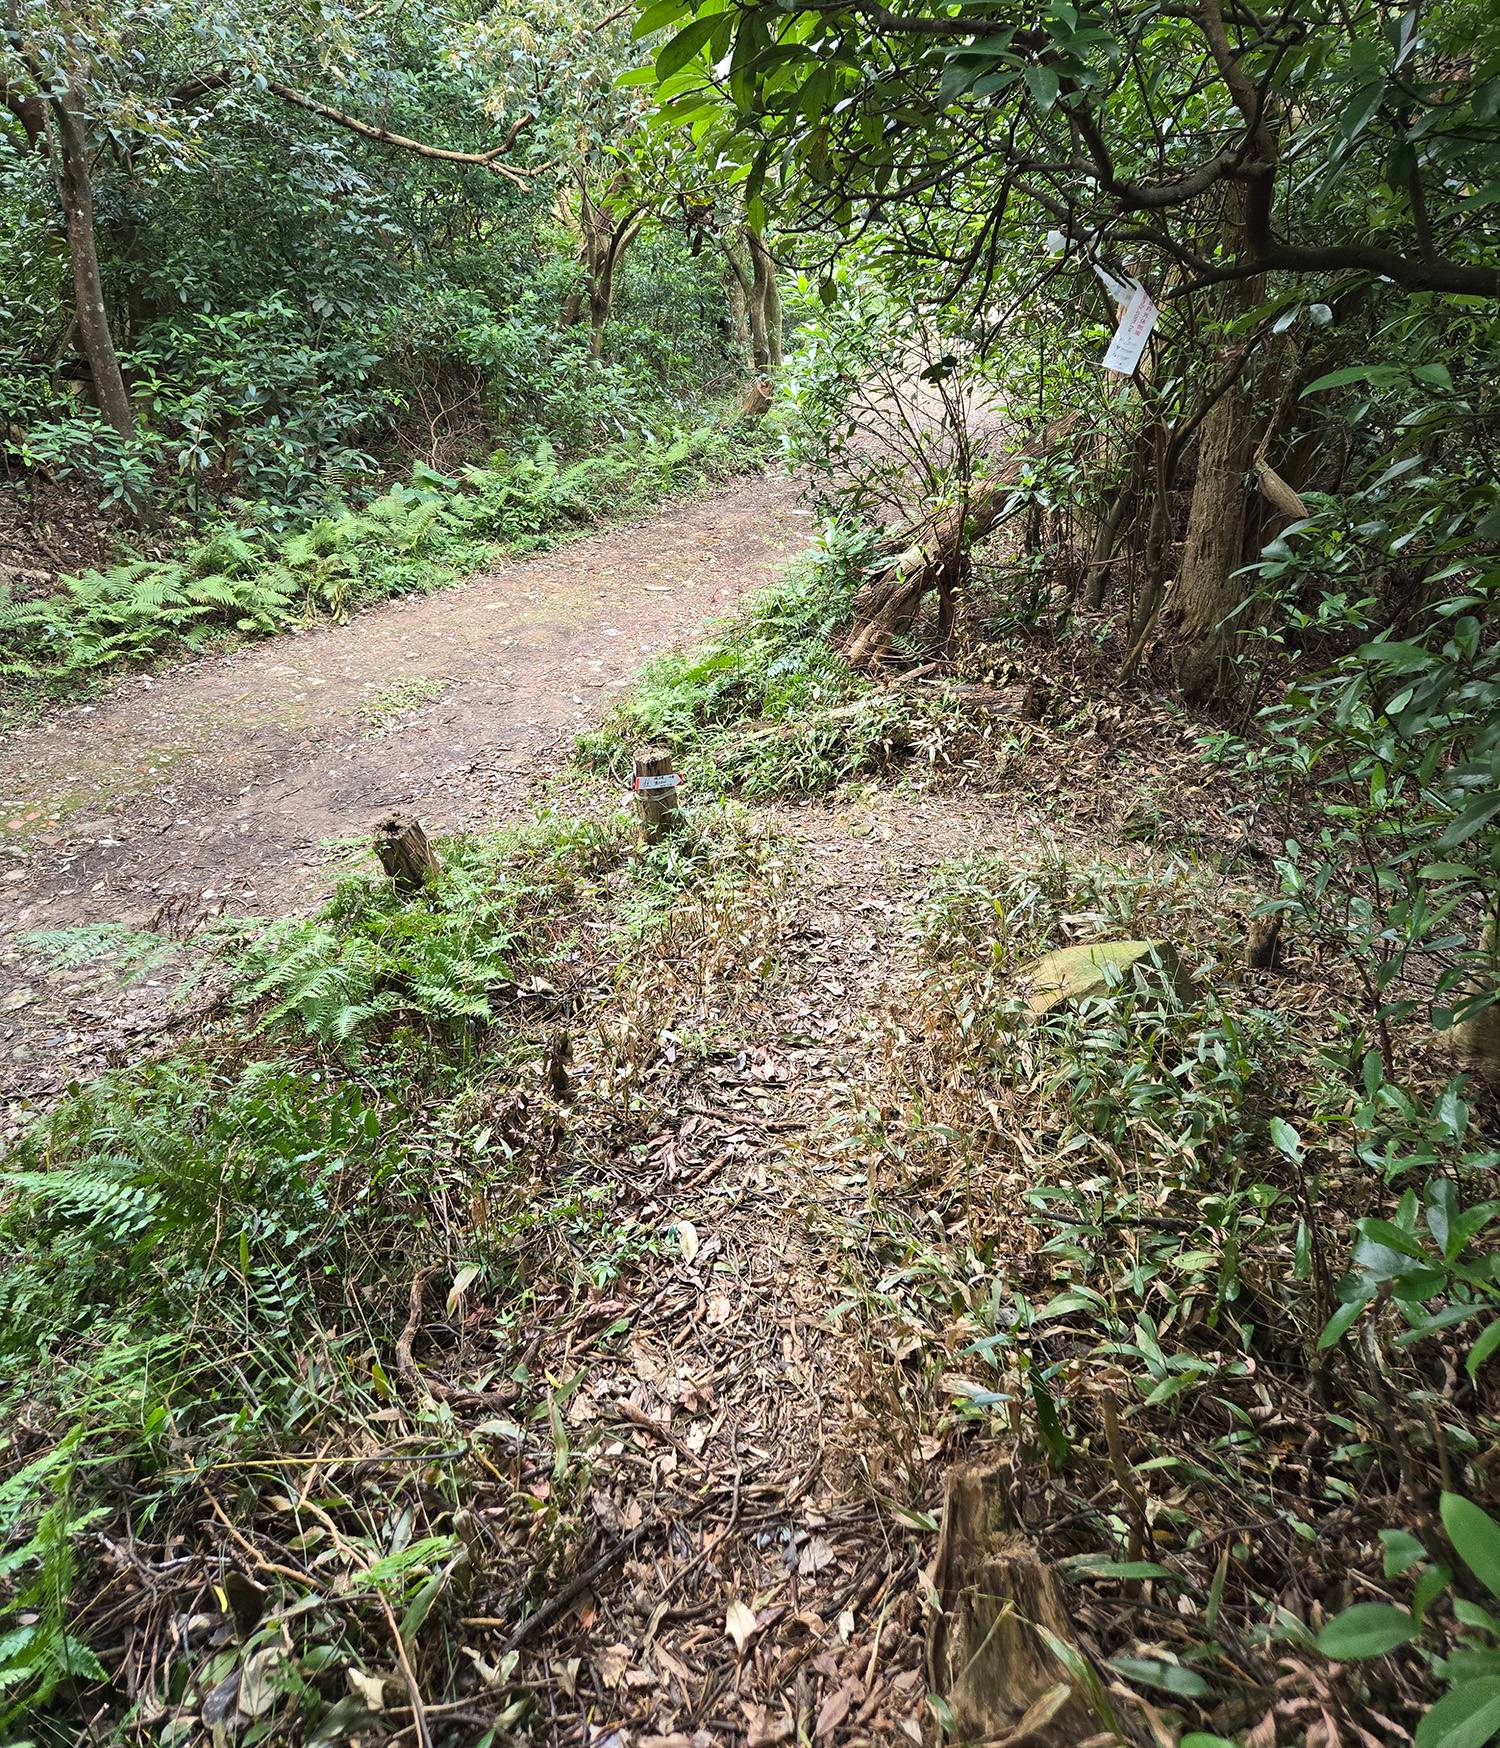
1101,282,1159,375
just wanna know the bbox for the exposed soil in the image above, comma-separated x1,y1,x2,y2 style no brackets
483,786,1026,1748
0,464,129,598
0,472,808,1124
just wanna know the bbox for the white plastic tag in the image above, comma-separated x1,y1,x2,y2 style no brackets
1091,261,1132,307
635,772,680,792
1101,283,1159,375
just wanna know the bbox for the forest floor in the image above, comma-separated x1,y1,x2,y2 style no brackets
0,452,1151,1743
0,472,806,1130
8,457,1410,1748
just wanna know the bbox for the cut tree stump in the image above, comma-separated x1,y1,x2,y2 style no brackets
740,378,772,421
927,1463,1094,1744
1245,913,1284,970
632,746,681,844
373,813,439,892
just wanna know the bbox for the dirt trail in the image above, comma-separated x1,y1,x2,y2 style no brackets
505,788,1006,1745
0,474,805,1118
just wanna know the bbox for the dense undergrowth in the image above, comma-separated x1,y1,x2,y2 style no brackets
0,797,787,1741
0,413,770,707
576,521,1008,796
831,834,1500,1743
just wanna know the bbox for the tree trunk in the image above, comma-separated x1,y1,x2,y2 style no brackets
722,266,748,350
373,814,440,892
587,277,610,361
1168,193,1264,697
53,81,134,441
748,233,782,370
745,240,771,377
1170,382,1253,695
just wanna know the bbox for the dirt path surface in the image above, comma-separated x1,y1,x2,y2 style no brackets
0,474,805,1120
500,789,1008,1747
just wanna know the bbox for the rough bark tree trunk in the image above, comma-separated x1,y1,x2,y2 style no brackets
744,245,771,376
28,75,134,442
1170,380,1254,696
1167,192,1265,697
748,233,782,370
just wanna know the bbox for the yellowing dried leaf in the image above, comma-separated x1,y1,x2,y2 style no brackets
725,1599,759,1653
346,1668,386,1711
446,1264,480,1316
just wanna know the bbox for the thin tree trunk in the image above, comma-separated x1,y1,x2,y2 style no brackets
587,278,609,360
745,240,771,377
719,239,755,371
53,81,133,440
749,233,782,369
722,266,748,349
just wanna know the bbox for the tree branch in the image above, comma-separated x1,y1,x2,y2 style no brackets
169,69,535,181
264,82,532,180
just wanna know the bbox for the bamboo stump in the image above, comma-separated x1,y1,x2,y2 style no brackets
926,1462,1093,1744
373,813,439,892
632,747,681,844
1246,913,1284,970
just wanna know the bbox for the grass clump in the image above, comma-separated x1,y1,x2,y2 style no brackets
0,795,788,1743
576,522,932,797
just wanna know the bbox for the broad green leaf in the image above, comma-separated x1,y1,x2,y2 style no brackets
1269,1116,1302,1158
1107,1655,1210,1697
1438,792,1500,851
1319,1296,1370,1350
1064,1557,1175,1580
656,15,721,80
1023,64,1060,109
1467,1320,1500,1381
1314,1602,1418,1659
1381,1529,1428,1578
1414,1679,1500,1748
1443,1496,1500,1602
633,0,692,37
1303,364,1406,395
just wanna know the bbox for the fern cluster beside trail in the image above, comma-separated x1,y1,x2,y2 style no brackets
0,413,772,710
0,796,787,1738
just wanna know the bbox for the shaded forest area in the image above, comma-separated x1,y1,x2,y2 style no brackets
0,0,786,695
3,0,1500,1746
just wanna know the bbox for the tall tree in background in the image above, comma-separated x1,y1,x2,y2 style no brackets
635,0,1500,687
2,0,535,441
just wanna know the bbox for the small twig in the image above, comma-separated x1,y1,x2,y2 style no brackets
395,1263,443,1376
499,1520,656,1655
379,1587,433,1748
1099,1390,1152,1559
201,1488,313,1589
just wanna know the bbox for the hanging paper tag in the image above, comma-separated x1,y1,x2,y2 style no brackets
1101,283,1159,375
